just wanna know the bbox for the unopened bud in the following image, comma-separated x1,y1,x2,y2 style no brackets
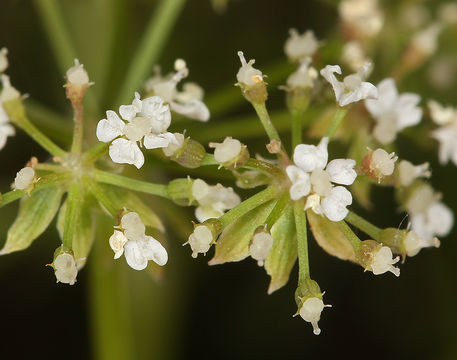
167,177,195,206
164,133,206,168
65,59,92,103
186,218,222,258
51,246,78,285
209,136,249,169
14,166,35,191
249,227,274,266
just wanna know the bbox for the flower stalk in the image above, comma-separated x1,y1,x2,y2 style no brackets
325,107,348,139
294,200,310,281
251,102,282,143
345,211,382,240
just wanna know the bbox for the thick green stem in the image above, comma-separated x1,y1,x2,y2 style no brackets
218,186,278,228
88,180,118,217
345,211,382,240
62,183,82,248
291,110,304,150
93,170,170,199
116,0,186,105
84,142,109,164
294,200,310,282
325,107,348,139
337,220,362,252
265,193,289,229
251,102,282,143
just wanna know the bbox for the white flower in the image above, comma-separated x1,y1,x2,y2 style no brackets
287,137,357,222
363,148,398,181
284,29,319,62
320,63,378,107
110,211,168,270
411,23,442,57
144,59,210,122
338,0,384,37
0,47,8,73
54,253,78,285
236,51,264,86
14,166,35,190
403,230,439,257
286,58,318,89
365,78,422,144
341,41,370,72
369,245,400,276
428,100,457,166
405,184,454,244
249,230,274,266
186,224,214,258
191,179,240,222
299,297,331,335
162,132,185,157
0,101,15,151
397,160,430,187
209,137,242,164
96,93,177,168
66,59,90,86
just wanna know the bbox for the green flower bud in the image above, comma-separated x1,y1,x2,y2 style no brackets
167,178,195,206
163,133,206,168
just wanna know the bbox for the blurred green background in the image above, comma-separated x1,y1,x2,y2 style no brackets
1,0,457,359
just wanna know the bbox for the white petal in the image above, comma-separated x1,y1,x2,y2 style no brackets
124,240,148,270
195,206,223,222
326,159,357,185
395,93,422,129
293,137,328,172
0,123,15,150
320,65,345,100
96,111,125,142
339,82,378,107
321,186,352,222
119,104,138,122
170,99,210,122
141,236,168,266
365,78,397,117
141,96,172,130
109,138,144,169
290,179,311,201
143,132,177,149
427,202,453,237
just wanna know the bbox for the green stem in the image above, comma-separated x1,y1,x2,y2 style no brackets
251,102,282,143
88,180,118,217
62,183,82,248
35,163,64,172
345,211,381,240
15,116,67,157
325,107,348,139
265,193,289,229
218,186,278,228
337,220,362,252
84,142,109,164
291,110,304,150
71,100,84,153
93,170,170,199
294,200,310,281
116,0,187,105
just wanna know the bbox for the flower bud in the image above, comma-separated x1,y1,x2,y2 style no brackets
236,51,268,103
209,136,249,169
167,177,195,206
234,170,270,189
356,240,400,276
65,59,92,103
362,148,397,182
186,218,222,258
249,227,274,266
14,166,35,191
51,247,78,285
109,230,128,259
379,227,440,258
395,160,430,187
163,133,206,168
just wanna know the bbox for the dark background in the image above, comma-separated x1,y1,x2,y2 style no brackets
1,0,456,359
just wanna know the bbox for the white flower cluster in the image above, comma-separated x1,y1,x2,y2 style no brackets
428,100,457,166
109,211,168,270
144,59,210,122
405,184,453,247
365,78,422,144
0,73,17,151
321,63,378,107
96,93,178,169
191,178,240,222
287,137,357,222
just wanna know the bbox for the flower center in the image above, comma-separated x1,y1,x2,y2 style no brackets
124,116,152,142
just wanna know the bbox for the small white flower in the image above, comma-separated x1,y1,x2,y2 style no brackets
403,230,439,257
191,179,240,222
405,184,454,243
111,211,168,270
249,230,274,266
320,63,378,107
209,137,242,164
236,51,264,87
299,297,331,335
287,137,357,221
14,166,35,190
96,93,177,168
1,74,20,102
186,224,214,258
66,59,90,86
411,23,442,57
338,0,384,37
284,29,319,62
365,78,422,144
54,253,78,285
286,58,318,89
0,47,8,73
341,41,370,72
363,148,398,181
369,245,400,276
0,101,15,151
397,160,430,187
428,100,457,166
144,59,210,122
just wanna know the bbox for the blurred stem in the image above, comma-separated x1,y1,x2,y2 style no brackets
116,0,186,105
84,142,109,164
219,186,278,228
93,169,170,198
345,211,381,240
325,107,348,139
251,102,282,143
291,109,304,150
62,182,81,248
294,200,310,281
337,220,362,252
